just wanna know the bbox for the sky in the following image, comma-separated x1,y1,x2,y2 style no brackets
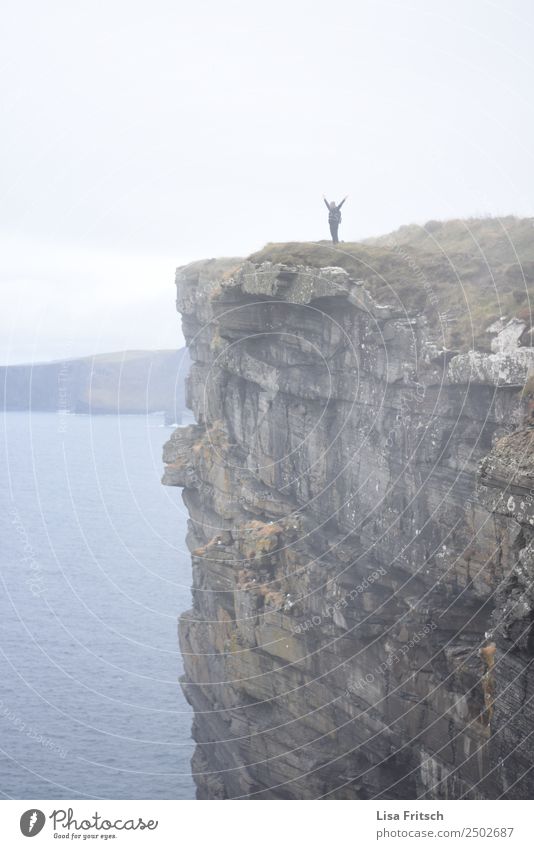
1,0,533,363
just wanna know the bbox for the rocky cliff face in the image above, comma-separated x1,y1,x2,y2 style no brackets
163,242,534,799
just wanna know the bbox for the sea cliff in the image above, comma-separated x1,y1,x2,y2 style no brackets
164,221,534,798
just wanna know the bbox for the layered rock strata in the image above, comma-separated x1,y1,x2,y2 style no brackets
163,254,534,799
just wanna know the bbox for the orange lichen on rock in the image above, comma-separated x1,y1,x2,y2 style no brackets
192,420,229,458
240,520,283,560
192,534,227,557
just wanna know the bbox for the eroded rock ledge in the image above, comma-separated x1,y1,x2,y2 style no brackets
164,254,534,799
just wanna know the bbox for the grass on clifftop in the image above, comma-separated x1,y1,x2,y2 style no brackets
249,217,534,352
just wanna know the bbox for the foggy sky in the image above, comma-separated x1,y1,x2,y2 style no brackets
1,0,533,363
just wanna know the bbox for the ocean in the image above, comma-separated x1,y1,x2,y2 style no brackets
0,411,195,799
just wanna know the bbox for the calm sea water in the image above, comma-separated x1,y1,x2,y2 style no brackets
0,412,195,799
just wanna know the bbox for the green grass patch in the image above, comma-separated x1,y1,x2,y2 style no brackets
248,217,534,352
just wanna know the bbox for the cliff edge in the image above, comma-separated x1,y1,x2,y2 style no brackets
164,224,534,798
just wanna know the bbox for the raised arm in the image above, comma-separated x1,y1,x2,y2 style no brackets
323,196,330,210
337,195,348,209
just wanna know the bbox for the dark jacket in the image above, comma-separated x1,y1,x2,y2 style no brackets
324,197,346,224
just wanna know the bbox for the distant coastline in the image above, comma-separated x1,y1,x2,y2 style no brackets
0,348,190,422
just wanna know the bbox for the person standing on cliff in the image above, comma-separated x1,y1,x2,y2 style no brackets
323,195,348,244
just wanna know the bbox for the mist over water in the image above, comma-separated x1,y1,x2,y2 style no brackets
0,412,194,799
